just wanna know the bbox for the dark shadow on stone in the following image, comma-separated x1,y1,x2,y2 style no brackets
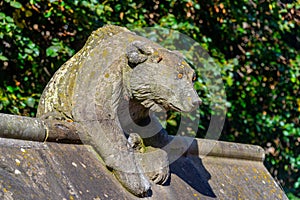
169,155,217,198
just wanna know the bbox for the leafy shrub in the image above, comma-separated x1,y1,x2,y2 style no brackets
0,0,299,197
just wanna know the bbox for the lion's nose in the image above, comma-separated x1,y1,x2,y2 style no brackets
192,98,202,106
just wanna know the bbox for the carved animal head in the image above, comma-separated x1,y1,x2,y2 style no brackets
126,41,201,113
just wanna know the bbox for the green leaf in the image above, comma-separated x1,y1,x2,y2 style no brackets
46,46,59,57
0,55,8,61
283,130,290,136
5,16,14,23
10,1,22,9
6,86,14,93
96,8,103,16
0,12,6,20
195,4,200,10
44,11,52,18
167,119,177,127
225,76,233,87
81,1,89,7
26,97,35,108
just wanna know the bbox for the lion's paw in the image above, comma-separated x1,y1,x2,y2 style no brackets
136,147,170,185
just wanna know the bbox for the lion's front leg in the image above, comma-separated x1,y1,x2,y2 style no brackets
128,133,170,185
80,120,151,197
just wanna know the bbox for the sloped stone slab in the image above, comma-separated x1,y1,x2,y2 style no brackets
0,138,287,199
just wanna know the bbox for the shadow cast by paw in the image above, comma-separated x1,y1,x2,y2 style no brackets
169,155,216,198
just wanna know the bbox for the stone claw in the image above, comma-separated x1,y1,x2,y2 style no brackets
113,169,151,197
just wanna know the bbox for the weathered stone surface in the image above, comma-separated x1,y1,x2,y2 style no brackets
0,138,287,200
36,25,202,196
0,113,81,143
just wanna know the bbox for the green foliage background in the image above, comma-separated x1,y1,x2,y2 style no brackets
0,0,299,198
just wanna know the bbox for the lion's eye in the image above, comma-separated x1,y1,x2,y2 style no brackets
192,73,197,82
178,73,183,79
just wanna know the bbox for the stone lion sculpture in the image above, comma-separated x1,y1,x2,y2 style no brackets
37,25,201,197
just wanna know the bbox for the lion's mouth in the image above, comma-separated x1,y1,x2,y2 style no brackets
154,100,183,112
168,104,182,112
149,101,182,113
169,103,199,113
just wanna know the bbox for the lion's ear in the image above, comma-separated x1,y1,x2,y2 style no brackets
126,41,154,68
